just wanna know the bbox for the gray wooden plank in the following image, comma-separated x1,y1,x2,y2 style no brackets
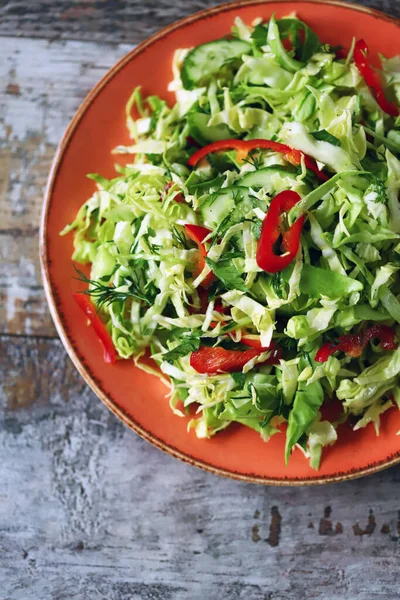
1,2,399,338
1,335,400,599
0,0,399,44
0,36,132,336
2,2,400,597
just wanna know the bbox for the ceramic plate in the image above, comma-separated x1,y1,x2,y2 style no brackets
41,0,400,485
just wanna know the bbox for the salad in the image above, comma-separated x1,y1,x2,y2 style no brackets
62,15,400,469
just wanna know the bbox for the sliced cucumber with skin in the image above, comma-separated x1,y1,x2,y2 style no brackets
201,189,235,227
239,166,298,188
201,186,265,228
181,39,252,90
188,112,234,145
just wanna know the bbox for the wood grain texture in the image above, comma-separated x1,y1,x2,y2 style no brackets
0,37,132,336
1,1,400,598
1,336,400,600
0,0,399,43
1,0,399,338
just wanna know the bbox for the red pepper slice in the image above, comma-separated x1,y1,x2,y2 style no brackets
241,335,273,350
185,224,215,288
197,287,210,313
363,324,398,349
241,336,284,363
187,139,248,167
190,345,280,374
256,190,305,273
73,293,117,364
315,324,398,363
282,37,293,52
214,299,228,314
187,139,329,181
354,39,399,117
161,181,185,203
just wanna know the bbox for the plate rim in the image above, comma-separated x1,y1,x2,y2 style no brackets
40,0,400,486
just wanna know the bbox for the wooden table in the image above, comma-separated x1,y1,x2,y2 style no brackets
1,1,400,598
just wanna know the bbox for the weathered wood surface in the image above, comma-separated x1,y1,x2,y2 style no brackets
1,1,400,599
0,0,399,43
1,336,400,599
0,37,132,336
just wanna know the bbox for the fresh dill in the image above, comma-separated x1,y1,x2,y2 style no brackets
172,226,189,249
74,266,154,307
242,151,264,170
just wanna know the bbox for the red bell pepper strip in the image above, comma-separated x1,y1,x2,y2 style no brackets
354,39,399,117
241,336,283,362
185,224,215,288
187,139,329,181
256,190,305,273
187,140,248,167
214,299,228,314
241,335,273,350
188,288,209,315
190,345,280,374
73,293,117,364
161,181,185,203
315,324,398,363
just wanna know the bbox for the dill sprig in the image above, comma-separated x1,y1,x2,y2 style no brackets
172,226,189,249
241,151,264,170
74,266,153,308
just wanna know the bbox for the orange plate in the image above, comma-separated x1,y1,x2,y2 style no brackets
40,0,400,485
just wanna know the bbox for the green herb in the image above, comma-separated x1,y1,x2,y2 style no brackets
162,337,201,363
272,272,289,300
251,23,268,48
242,151,264,170
311,130,341,146
172,227,189,249
205,255,248,292
74,267,154,307
209,214,235,246
231,372,246,386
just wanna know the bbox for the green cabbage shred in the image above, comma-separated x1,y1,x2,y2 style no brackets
62,14,400,469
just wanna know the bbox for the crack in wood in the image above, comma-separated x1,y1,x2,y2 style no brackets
352,509,376,536
1,3,400,598
251,524,261,543
266,506,281,547
0,0,399,44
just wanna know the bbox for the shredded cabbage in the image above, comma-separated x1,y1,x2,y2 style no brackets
63,14,400,470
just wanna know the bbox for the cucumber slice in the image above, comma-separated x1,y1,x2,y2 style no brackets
239,166,297,188
188,112,234,145
200,186,265,228
201,189,235,228
181,39,251,90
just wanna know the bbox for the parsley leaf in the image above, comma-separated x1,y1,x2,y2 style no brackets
231,372,246,386
251,23,268,47
311,130,341,146
162,337,201,363
205,256,248,292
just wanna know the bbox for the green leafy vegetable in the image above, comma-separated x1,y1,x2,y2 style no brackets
205,256,248,292
285,359,324,463
74,267,154,307
63,13,400,471
162,337,201,363
311,130,341,146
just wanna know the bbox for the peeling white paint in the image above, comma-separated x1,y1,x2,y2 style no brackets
5,281,30,323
